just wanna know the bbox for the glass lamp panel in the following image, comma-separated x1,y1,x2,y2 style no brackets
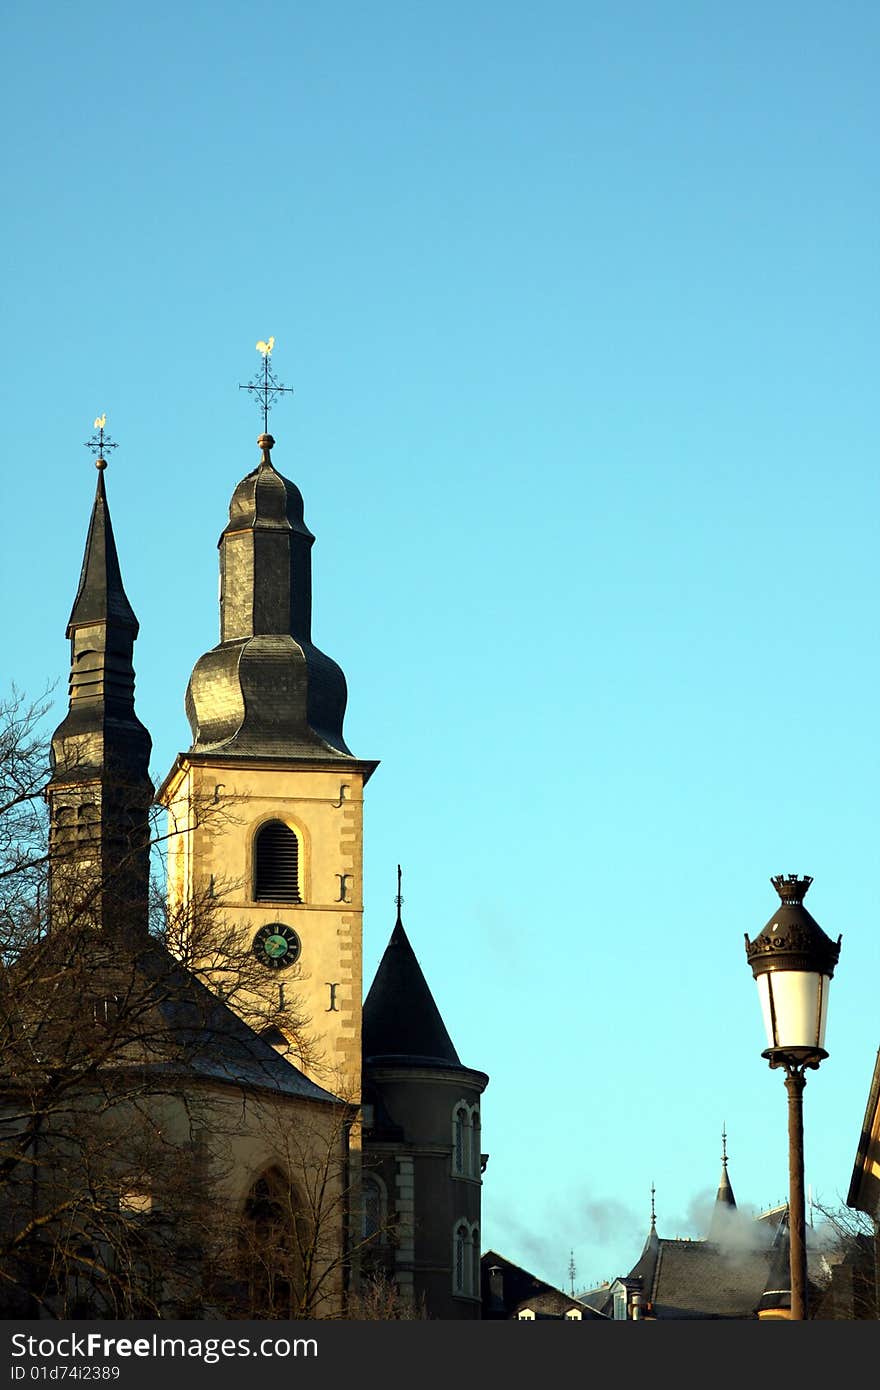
756,971,829,1050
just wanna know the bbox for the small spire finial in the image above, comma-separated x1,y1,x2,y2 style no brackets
84,412,118,470
721,1123,728,1168
394,864,404,923
650,1182,656,1228
239,336,294,437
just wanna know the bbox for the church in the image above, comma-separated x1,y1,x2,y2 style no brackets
0,364,487,1320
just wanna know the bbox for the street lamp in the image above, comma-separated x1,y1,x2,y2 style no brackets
744,874,841,1320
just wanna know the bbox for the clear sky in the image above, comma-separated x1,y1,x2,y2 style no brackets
2,2,878,1292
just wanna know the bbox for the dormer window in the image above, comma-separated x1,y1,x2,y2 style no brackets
254,821,302,903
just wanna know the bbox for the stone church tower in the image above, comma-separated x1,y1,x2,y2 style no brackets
157,385,489,1317
158,431,377,1098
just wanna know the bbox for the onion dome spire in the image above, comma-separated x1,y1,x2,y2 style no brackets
186,342,351,759
48,426,153,936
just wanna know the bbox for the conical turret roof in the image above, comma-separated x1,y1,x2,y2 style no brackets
363,901,461,1069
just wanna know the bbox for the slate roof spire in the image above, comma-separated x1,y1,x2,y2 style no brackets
48,446,153,937
708,1125,738,1241
363,867,462,1068
184,431,352,759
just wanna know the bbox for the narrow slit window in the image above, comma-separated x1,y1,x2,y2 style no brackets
254,822,302,903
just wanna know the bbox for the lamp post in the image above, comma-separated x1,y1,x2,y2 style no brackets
744,874,841,1320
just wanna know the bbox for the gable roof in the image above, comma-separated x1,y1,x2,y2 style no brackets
481,1250,607,1320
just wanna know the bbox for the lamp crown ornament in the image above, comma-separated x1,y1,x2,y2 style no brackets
771,873,813,904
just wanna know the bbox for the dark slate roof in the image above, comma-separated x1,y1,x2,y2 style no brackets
132,944,341,1101
628,1218,660,1292
363,913,461,1068
3,934,338,1107
646,1238,771,1319
67,466,138,635
578,1285,614,1315
481,1251,607,1320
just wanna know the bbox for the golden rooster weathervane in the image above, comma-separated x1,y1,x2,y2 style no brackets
83,412,118,470
239,336,293,435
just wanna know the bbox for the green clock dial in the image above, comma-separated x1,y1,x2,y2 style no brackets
252,923,301,971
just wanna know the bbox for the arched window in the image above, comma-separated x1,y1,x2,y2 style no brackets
362,1174,385,1242
254,821,302,903
452,1102,480,1178
453,1106,467,1174
453,1222,468,1295
470,1107,481,1176
240,1168,305,1317
452,1221,479,1298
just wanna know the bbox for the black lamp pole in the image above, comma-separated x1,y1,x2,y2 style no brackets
745,875,841,1322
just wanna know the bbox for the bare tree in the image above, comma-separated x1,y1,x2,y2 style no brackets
809,1199,878,1319
0,688,356,1320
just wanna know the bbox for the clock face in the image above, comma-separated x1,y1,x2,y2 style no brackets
252,923,301,971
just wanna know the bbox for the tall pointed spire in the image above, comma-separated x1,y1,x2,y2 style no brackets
48,438,153,937
707,1124,738,1242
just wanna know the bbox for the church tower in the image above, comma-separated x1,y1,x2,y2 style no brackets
48,442,153,937
158,425,376,1097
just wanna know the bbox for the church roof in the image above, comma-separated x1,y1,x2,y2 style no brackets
363,908,462,1069
3,935,340,1107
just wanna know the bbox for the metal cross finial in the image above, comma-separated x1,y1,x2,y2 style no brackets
84,413,118,470
239,336,294,435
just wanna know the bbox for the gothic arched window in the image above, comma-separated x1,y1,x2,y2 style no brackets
254,821,302,903
361,1174,385,1241
453,1105,467,1175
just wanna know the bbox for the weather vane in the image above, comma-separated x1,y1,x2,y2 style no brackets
239,337,294,434
83,413,118,470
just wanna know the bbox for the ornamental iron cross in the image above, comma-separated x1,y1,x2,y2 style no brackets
239,337,294,434
84,413,118,469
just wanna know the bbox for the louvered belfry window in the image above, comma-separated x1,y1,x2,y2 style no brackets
254,821,302,902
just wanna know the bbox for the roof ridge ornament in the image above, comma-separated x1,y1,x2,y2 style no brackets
84,412,117,471
239,335,294,441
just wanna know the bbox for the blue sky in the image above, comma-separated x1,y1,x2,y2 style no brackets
2,2,878,1290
